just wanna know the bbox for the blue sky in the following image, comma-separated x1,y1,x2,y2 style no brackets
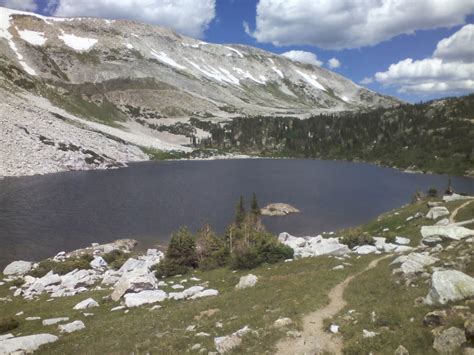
3,0,474,102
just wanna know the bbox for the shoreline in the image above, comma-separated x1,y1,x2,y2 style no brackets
2,154,473,180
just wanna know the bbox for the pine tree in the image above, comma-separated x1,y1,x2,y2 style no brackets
234,195,245,228
250,192,261,216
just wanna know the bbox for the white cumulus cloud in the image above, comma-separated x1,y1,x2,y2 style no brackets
281,50,322,66
0,0,37,11
328,57,340,69
433,23,474,63
250,0,474,49
375,24,474,94
360,77,374,85
49,0,216,38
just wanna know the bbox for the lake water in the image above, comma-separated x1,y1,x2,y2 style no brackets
0,159,473,267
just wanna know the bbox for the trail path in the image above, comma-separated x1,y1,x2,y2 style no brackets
449,199,473,223
275,256,390,355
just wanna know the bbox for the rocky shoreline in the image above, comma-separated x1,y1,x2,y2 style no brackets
1,193,473,354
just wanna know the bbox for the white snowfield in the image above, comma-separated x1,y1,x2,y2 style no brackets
232,67,266,84
224,46,244,58
0,9,37,75
295,70,327,91
18,29,46,46
271,66,284,78
151,49,186,70
59,32,98,51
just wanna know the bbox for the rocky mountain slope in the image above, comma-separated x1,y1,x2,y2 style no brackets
0,7,401,177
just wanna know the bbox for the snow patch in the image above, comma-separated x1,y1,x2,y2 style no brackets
150,49,186,70
125,43,133,49
181,42,200,49
59,32,97,51
295,70,326,91
267,58,274,64
232,67,266,84
341,95,350,102
184,58,240,85
0,10,36,75
18,29,46,46
224,46,244,58
271,66,284,78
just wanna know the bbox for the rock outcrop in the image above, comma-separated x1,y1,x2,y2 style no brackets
261,204,300,216
235,275,258,289
0,334,58,354
278,233,350,258
425,270,474,305
3,261,33,276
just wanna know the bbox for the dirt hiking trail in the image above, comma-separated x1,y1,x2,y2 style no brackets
275,255,390,355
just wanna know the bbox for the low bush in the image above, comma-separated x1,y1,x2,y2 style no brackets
153,259,191,278
102,250,128,270
153,227,197,278
340,231,375,249
29,254,93,278
0,317,19,334
230,232,294,269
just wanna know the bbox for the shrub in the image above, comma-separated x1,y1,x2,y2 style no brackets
231,232,294,269
256,242,294,264
102,250,128,270
385,235,396,244
0,317,19,334
231,247,261,270
196,224,230,270
29,254,93,278
340,232,375,249
154,227,197,278
153,259,191,278
427,187,438,197
166,227,197,268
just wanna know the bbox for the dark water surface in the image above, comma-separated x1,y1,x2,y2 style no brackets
0,159,473,267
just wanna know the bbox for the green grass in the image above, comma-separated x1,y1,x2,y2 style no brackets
1,197,472,353
0,256,373,354
327,197,474,354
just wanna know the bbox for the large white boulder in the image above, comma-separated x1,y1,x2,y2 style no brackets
73,298,99,310
214,326,251,354
395,236,410,245
307,238,350,257
3,261,33,276
395,253,438,274
59,320,85,333
182,286,205,298
111,268,158,301
117,258,147,273
38,272,62,287
355,245,378,255
42,317,69,326
374,237,386,251
0,334,58,353
443,194,473,202
124,290,167,307
61,269,99,290
90,256,108,269
426,206,449,220
421,225,474,241
426,270,474,305
190,289,219,299
236,274,258,289
279,233,349,258
101,270,121,285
